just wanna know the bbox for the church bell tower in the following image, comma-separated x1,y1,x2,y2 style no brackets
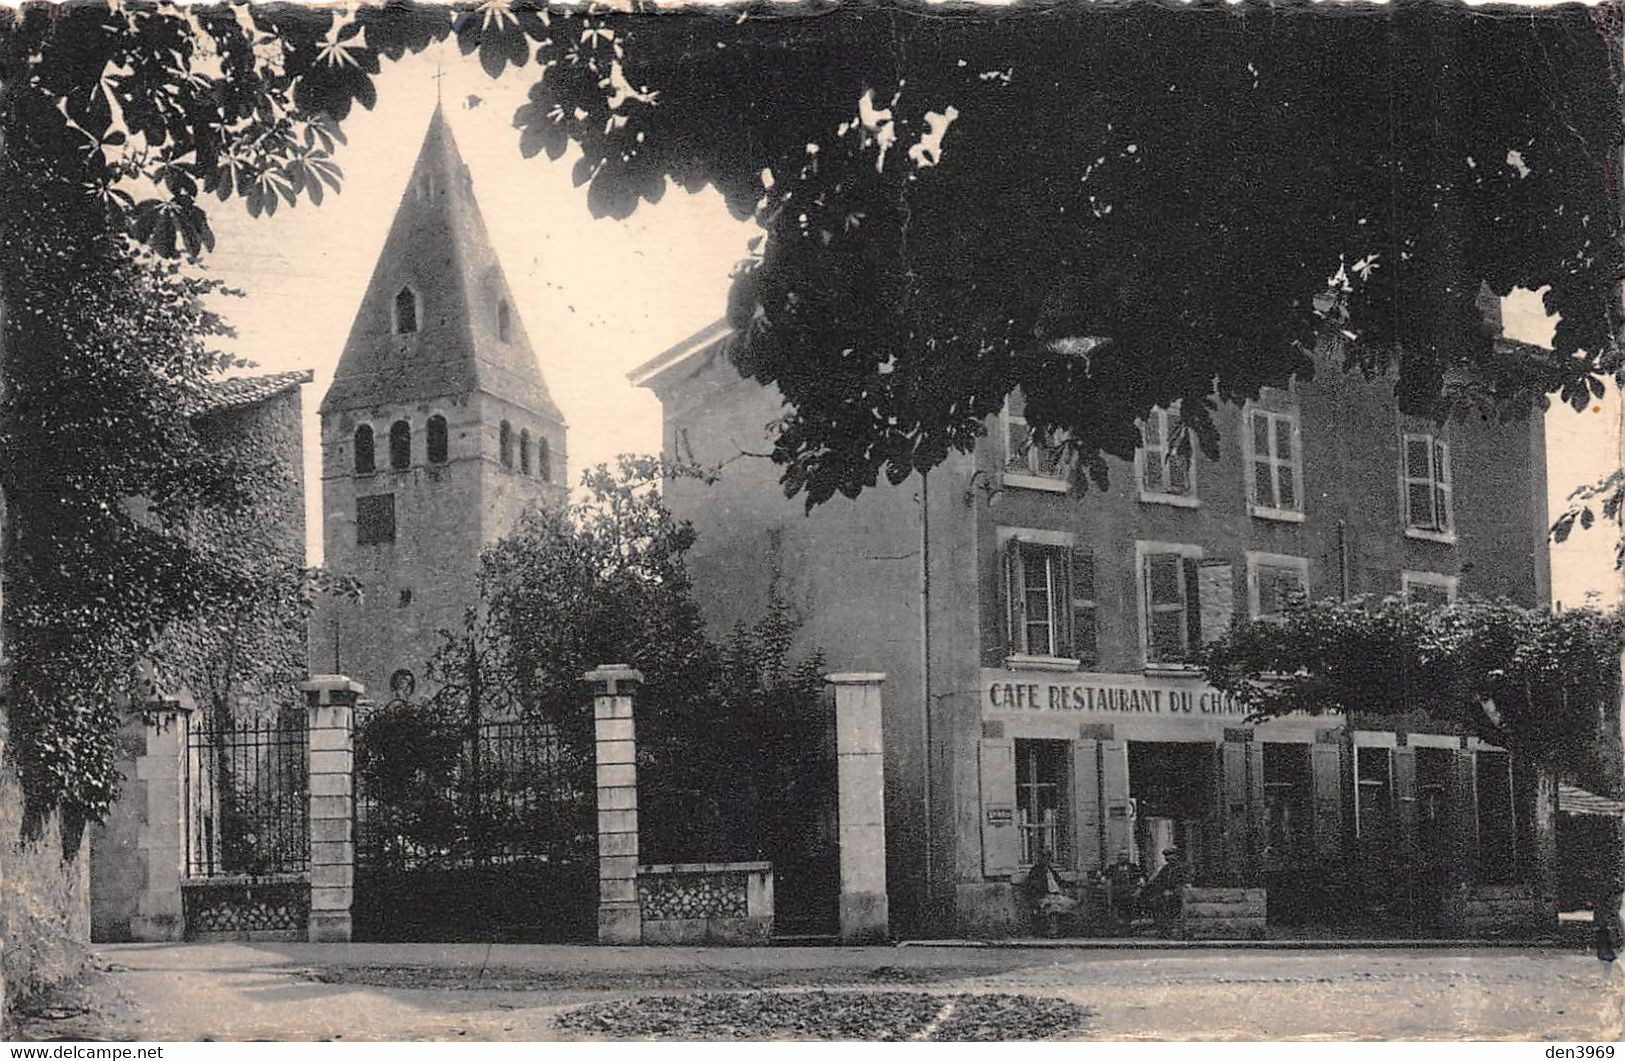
315,104,567,700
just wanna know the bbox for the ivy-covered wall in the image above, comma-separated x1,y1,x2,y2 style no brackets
0,723,91,1025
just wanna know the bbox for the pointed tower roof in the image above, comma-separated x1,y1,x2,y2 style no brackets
322,105,562,422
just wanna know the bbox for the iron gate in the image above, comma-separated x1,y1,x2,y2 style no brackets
351,699,596,941
182,710,311,938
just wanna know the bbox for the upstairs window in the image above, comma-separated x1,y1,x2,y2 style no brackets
536,437,552,482
1247,552,1310,621
1137,406,1196,505
353,424,375,475
394,286,418,334
499,420,513,469
497,299,512,343
1002,389,1066,489
1001,535,1095,663
1244,405,1304,520
389,419,411,470
1136,542,1222,668
426,415,448,465
519,429,532,475
1402,432,1453,538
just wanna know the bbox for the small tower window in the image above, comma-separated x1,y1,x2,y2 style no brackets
394,287,418,334
353,424,375,475
390,419,411,470
537,437,551,483
497,299,512,344
427,415,448,465
499,421,513,469
519,429,532,475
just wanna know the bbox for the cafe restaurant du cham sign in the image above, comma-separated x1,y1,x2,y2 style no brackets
982,668,1254,724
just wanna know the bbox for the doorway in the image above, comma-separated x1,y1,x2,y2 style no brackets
1128,741,1216,880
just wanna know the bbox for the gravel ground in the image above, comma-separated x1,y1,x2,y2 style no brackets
10,942,1621,1042
554,990,1092,1041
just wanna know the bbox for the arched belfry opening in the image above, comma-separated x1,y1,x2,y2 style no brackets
389,420,412,470
394,287,418,334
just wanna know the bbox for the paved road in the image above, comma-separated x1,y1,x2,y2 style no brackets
17,941,1624,1041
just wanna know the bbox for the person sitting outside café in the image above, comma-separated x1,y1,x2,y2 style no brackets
1023,848,1079,937
1140,847,1190,930
1104,854,1146,929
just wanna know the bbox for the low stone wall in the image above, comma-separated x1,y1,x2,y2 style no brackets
0,752,91,1020
1463,882,1550,937
1179,886,1267,940
637,861,773,945
181,874,311,941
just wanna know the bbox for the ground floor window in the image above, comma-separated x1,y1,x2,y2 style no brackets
1015,739,1069,866
1263,743,1312,862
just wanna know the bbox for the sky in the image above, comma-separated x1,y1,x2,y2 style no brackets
202,40,1621,608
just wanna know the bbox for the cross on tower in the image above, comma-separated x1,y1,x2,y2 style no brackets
431,60,446,104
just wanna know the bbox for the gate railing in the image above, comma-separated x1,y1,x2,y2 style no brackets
353,705,593,872
184,713,310,878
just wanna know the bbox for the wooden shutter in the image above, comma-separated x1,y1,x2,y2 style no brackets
1070,547,1097,664
1183,556,1203,653
1002,537,1025,656
1310,739,1344,858
1221,737,1250,884
1074,738,1104,874
1101,739,1134,865
1393,744,1418,875
1198,560,1234,644
1450,747,1478,880
1246,740,1268,881
1434,440,1453,533
979,738,1019,878
1050,546,1072,658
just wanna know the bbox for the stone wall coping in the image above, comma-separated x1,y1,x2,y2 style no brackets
301,675,366,695
181,872,310,888
584,664,644,682
638,861,772,876
825,672,887,686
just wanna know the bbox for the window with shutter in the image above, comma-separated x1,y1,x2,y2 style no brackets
1246,552,1310,621
1402,431,1454,539
1002,536,1077,661
1138,407,1197,505
1139,542,1203,667
1002,390,1068,489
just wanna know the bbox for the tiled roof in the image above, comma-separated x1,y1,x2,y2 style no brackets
1560,783,1624,818
193,369,314,416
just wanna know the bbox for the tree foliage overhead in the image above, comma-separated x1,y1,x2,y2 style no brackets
516,1,1623,506
11,3,1620,512
1202,595,1625,797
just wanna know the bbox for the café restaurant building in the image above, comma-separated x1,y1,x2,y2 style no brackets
634,319,1558,939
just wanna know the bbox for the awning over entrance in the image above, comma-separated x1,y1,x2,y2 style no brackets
1559,783,1624,818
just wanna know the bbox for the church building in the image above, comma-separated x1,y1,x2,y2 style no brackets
315,106,567,702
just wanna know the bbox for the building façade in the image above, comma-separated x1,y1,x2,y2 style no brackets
634,318,1557,940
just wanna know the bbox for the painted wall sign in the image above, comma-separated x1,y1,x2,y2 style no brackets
982,668,1252,721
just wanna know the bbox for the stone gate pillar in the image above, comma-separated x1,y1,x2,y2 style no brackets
302,675,361,943
828,673,889,943
588,665,643,945
129,692,196,942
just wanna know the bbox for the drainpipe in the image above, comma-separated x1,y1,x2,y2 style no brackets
1337,519,1351,601
920,467,935,930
